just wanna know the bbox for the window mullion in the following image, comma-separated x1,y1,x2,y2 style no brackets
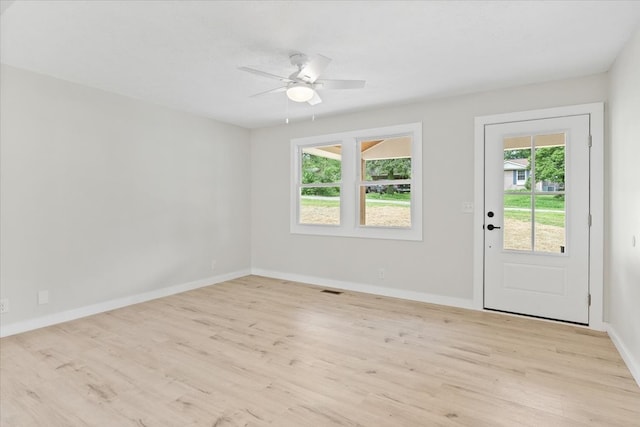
341,137,356,230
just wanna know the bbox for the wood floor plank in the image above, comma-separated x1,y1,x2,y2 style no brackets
1,275,639,426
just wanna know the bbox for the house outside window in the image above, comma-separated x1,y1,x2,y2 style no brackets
503,157,563,192
503,158,529,190
291,122,422,241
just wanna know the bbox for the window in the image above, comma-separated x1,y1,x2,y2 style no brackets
358,136,412,228
516,169,526,182
299,144,342,225
291,123,422,240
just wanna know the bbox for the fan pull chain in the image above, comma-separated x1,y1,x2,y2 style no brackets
285,97,289,124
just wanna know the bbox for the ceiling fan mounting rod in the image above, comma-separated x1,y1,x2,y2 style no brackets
289,53,308,69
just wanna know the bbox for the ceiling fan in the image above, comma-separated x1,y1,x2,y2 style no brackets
239,53,366,106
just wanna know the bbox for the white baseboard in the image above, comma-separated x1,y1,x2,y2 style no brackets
0,269,251,338
251,268,475,310
606,323,640,388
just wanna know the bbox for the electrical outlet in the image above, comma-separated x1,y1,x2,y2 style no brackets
0,298,9,314
38,290,49,305
378,268,385,280
211,259,217,271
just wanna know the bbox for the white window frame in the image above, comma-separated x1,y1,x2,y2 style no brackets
291,122,422,241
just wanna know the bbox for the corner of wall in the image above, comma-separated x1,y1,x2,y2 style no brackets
606,323,640,387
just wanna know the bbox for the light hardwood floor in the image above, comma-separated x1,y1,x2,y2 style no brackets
1,275,639,426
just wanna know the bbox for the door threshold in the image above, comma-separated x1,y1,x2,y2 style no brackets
483,307,588,327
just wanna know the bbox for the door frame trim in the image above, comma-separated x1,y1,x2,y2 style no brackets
473,103,604,330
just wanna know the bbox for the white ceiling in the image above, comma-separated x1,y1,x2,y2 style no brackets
1,1,639,129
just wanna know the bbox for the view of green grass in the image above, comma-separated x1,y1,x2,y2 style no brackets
365,192,411,201
504,210,565,227
504,194,564,210
300,198,340,207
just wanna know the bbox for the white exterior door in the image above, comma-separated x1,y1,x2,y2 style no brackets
484,114,591,324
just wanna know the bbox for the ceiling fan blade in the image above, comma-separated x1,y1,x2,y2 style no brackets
297,54,331,83
250,86,288,97
307,90,322,106
239,66,292,82
315,79,366,90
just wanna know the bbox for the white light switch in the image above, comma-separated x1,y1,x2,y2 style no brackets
462,202,474,213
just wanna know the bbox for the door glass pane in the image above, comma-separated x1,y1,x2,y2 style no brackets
533,133,566,253
502,133,567,253
503,138,533,251
299,187,340,225
503,193,532,251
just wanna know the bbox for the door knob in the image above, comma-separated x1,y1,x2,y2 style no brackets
487,224,501,230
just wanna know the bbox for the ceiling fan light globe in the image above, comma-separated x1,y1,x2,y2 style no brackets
286,84,314,103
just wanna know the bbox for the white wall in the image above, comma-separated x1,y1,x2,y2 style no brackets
0,48,635,380
251,74,607,302
607,28,640,381
0,65,251,328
